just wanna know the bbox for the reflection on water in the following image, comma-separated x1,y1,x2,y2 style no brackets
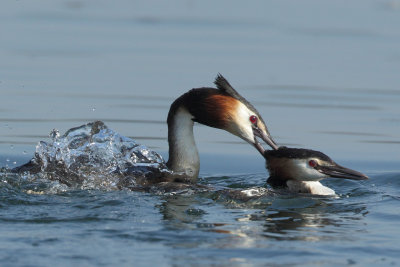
153,183,369,244
260,203,367,241
158,195,206,225
147,182,375,267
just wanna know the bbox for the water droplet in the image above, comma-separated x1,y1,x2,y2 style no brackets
92,107,96,112
6,158,10,162
23,151,27,155
49,129,60,140
10,145,14,150
13,161,17,165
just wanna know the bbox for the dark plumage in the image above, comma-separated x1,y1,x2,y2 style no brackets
264,146,333,163
167,88,233,130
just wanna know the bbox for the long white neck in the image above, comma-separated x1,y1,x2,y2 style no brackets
166,107,200,182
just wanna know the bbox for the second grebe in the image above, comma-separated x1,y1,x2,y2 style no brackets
264,147,368,195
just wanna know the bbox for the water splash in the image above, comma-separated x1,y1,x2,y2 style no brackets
24,121,170,189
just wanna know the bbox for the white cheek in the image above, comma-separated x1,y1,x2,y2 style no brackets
232,103,254,143
290,160,327,181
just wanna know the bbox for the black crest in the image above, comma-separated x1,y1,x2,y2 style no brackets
214,74,266,127
214,74,244,101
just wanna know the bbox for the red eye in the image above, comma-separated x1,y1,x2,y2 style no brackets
308,160,317,168
249,115,257,124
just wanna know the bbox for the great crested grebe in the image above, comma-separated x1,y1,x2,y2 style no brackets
264,147,368,195
165,74,278,182
13,74,278,187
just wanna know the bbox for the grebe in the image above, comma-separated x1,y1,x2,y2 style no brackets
165,74,278,182
264,147,368,195
13,74,278,187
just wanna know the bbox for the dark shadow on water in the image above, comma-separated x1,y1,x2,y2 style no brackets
158,195,206,226
259,200,368,241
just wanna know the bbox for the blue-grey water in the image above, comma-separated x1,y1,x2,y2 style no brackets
1,0,400,266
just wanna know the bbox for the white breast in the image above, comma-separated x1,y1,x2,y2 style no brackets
286,180,336,196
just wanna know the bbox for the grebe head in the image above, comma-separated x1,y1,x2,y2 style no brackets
213,74,278,152
169,74,278,153
264,147,368,184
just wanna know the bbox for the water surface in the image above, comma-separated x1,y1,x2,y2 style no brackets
1,0,400,266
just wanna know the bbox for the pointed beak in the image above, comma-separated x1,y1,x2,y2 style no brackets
252,126,279,154
317,163,369,180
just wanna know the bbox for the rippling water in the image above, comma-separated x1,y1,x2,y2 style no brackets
1,0,400,266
